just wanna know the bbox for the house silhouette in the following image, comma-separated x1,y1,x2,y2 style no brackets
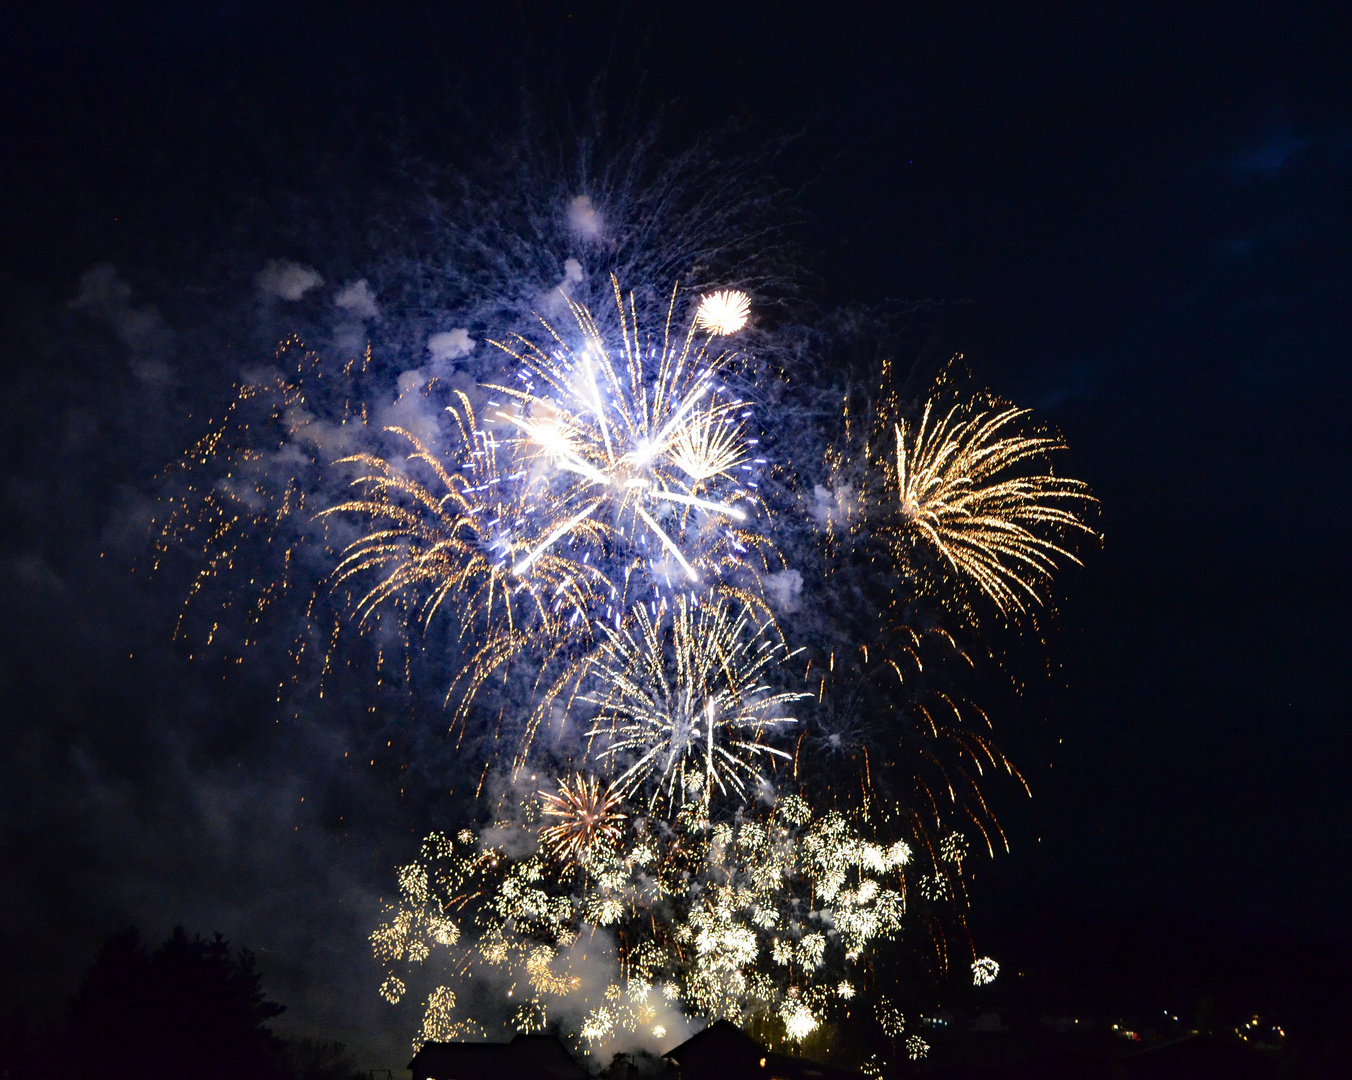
408,1021,858,1080
408,1033,588,1080
664,1020,857,1080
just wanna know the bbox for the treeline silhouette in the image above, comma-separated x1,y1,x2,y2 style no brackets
1,927,364,1080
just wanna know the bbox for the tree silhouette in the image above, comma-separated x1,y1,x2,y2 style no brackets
62,927,286,1080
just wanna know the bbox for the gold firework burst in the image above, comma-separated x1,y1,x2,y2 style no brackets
538,774,627,864
884,398,1098,616
318,392,606,719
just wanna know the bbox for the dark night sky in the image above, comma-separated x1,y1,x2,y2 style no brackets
2,0,1349,1064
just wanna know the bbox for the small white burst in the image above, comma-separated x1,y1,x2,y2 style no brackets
837,980,856,999
940,831,969,864
782,1000,819,1042
972,956,1000,986
694,290,751,335
905,1035,929,1060
876,997,905,1037
581,1006,615,1042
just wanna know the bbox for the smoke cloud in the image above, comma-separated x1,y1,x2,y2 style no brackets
257,260,325,301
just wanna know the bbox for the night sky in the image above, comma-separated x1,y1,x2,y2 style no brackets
3,1,1349,1066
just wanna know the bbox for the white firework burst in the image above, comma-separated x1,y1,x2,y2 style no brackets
693,289,752,336
584,595,804,808
486,277,771,589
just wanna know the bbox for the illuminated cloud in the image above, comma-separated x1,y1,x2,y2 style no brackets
335,278,380,320
567,195,604,240
256,259,324,301
427,328,476,363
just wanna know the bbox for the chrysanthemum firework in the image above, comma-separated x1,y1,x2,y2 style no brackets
538,774,626,864
582,596,805,810
486,277,776,595
881,397,1098,617
693,289,752,336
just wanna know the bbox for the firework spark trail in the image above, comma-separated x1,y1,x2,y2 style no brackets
582,595,804,810
318,392,609,720
884,398,1098,617
802,623,1029,864
151,335,376,686
486,277,778,597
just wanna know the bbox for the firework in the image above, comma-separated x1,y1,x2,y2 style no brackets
693,290,752,336
374,796,914,1053
154,350,312,645
876,997,905,1038
151,335,383,701
539,774,627,864
799,625,1025,866
883,398,1098,617
486,277,775,591
583,596,804,809
153,167,1097,1070
971,956,999,986
319,393,607,719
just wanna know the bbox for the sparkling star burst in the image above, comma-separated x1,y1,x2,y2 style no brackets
971,956,999,986
539,774,627,864
376,797,913,1053
885,398,1098,616
693,290,751,335
583,595,805,809
486,278,773,590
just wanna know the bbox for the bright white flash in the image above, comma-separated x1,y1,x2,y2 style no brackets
694,290,751,336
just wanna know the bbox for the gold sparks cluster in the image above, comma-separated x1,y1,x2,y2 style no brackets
373,795,915,1054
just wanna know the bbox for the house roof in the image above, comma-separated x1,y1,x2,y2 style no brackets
663,1019,765,1065
408,1033,587,1080
663,1021,858,1080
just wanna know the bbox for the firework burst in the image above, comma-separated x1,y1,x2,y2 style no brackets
539,774,627,864
319,393,608,719
375,796,916,1054
882,398,1098,617
693,290,752,336
583,596,805,810
486,277,776,594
